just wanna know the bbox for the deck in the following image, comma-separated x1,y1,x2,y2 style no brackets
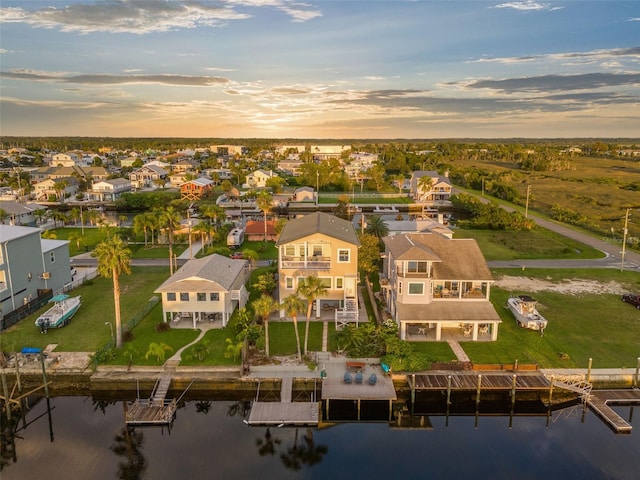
409,372,551,391
247,377,319,426
125,373,177,426
586,389,640,434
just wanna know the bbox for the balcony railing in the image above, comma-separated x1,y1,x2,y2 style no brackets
280,256,331,270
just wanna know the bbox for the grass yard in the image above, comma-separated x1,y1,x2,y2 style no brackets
454,227,604,261
0,267,170,353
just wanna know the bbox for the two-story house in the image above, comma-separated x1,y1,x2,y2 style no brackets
409,171,452,205
244,169,278,189
88,178,132,202
276,212,360,326
381,233,501,342
1,225,72,328
180,177,215,201
154,254,250,329
129,164,169,189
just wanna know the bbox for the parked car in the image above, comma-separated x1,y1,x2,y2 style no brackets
621,293,640,309
230,252,244,260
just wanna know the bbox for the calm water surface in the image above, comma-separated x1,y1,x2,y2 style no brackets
2,395,639,480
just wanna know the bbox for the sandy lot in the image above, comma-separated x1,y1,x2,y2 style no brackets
494,275,627,295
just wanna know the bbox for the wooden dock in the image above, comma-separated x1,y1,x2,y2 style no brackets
408,372,551,391
247,378,319,426
586,389,640,434
125,373,177,426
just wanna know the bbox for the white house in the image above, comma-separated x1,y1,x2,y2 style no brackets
244,169,278,189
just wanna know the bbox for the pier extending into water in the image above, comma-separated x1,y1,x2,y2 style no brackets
125,373,178,426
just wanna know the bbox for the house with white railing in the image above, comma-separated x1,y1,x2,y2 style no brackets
276,212,360,327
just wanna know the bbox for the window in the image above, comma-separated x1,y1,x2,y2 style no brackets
299,245,306,257
50,252,55,263
210,292,219,301
319,277,332,289
180,292,189,301
335,277,344,289
312,245,323,256
408,283,424,295
407,261,428,274
338,249,350,263
285,245,295,256
398,282,402,295
197,293,206,302
167,292,176,301
285,277,294,290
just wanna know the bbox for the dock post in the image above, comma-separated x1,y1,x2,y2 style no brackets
1,370,11,420
410,374,416,417
586,358,592,384
40,352,50,398
14,356,22,392
476,374,482,407
546,376,554,427
445,375,452,427
635,357,640,388
511,374,517,409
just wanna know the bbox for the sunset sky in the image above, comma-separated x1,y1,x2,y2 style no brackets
1,1,639,139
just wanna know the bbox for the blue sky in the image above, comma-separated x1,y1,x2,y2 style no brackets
1,1,639,138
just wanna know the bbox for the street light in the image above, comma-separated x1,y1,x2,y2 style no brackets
105,322,113,341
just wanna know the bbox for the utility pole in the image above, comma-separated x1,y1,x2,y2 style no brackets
621,208,630,272
525,185,531,218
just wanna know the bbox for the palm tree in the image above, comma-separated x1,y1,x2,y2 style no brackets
159,206,182,274
256,190,273,242
364,214,389,238
133,213,149,246
252,294,278,358
193,222,214,247
417,174,434,201
242,249,259,269
144,342,173,363
296,276,328,355
93,235,131,348
281,294,305,361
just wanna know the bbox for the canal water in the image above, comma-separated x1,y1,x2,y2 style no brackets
2,395,639,479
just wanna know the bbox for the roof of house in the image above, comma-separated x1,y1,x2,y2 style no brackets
396,301,501,323
382,233,493,280
155,253,247,293
245,219,277,236
276,211,360,246
182,177,215,187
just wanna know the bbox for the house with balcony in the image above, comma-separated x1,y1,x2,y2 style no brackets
154,254,250,329
180,177,215,201
380,233,501,342
409,171,452,205
88,178,132,202
244,169,278,189
276,212,360,327
129,164,169,189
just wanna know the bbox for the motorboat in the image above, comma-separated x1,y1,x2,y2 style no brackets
507,295,547,331
35,294,81,331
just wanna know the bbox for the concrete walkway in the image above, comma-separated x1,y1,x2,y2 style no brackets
447,339,471,363
164,329,207,368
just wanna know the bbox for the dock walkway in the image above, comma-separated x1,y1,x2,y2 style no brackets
247,377,319,426
586,389,640,434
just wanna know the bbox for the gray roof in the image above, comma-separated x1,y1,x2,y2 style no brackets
0,224,40,242
155,253,247,292
276,212,360,246
383,233,493,280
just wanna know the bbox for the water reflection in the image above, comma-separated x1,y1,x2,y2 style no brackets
1,395,639,480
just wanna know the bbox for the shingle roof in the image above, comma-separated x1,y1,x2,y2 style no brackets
276,212,360,246
396,301,501,323
154,253,247,292
383,233,493,280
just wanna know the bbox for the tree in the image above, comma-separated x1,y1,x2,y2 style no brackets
281,294,305,361
252,273,276,295
145,342,173,363
251,294,278,358
242,249,259,268
417,174,434,201
256,190,273,242
93,235,132,348
159,206,182,274
358,234,382,280
296,275,328,355
364,215,389,238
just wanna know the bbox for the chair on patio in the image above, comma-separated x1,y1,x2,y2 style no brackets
355,372,364,384
479,324,489,335
368,373,377,385
344,372,353,384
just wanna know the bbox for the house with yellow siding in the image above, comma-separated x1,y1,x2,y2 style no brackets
276,212,360,326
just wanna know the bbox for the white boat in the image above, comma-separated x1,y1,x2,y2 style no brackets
507,295,547,331
35,294,81,331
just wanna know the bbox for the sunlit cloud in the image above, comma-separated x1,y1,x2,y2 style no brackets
472,47,640,65
0,0,321,35
493,1,564,12
2,70,229,86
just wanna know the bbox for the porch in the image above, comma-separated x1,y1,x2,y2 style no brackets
167,311,225,330
404,322,495,342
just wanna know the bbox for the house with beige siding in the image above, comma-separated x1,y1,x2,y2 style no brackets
276,212,360,326
381,233,501,342
154,254,250,329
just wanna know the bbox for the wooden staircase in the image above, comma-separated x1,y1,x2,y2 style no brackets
151,374,172,407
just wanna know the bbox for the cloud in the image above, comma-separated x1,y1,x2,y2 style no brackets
2,70,229,86
0,0,321,34
461,72,640,93
473,47,640,65
493,1,564,12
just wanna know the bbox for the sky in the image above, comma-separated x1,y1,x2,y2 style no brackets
1,0,639,139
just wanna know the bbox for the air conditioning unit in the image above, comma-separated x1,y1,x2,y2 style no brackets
41,272,50,279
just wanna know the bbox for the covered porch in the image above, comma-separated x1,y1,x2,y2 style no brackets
396,302,501,342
